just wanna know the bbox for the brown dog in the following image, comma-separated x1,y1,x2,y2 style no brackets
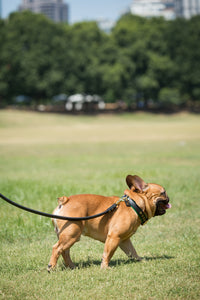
48,175,171,271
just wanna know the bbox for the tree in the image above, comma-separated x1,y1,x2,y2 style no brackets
165,16,200,102
0,19,9,105
1,12,73,101
1,11,200,109
159,88,182,108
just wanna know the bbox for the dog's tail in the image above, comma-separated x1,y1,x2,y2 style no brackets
57,196,69,206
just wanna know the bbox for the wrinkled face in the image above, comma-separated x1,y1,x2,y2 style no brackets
147,184,171,216
125,175,171,219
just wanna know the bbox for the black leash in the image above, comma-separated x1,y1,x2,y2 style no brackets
0,193,117,221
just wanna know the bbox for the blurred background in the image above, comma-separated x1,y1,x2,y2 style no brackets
0,0,200,113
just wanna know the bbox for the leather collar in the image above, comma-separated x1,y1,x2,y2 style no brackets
122,195,148,225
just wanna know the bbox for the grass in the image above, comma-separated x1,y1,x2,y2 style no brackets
0,109,200,299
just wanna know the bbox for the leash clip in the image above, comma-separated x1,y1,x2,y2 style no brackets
115,197,124,207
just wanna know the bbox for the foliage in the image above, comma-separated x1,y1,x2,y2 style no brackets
159,87,182,108
0,12,200,107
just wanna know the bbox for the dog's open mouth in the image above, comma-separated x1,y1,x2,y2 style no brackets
155,199,171,216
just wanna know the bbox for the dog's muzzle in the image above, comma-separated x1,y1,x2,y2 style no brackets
155,198,171,216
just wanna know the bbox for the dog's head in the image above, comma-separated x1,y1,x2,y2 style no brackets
126,175,171,217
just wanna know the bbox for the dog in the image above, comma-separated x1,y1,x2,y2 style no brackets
47,175,171,271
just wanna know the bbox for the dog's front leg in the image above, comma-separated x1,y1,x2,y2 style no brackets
119,238,142,261
101,235,120,269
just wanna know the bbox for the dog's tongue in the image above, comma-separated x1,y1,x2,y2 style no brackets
165,203,172,209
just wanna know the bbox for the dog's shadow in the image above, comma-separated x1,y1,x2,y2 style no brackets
60,255,174,270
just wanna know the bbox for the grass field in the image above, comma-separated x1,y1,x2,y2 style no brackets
0,109,200,300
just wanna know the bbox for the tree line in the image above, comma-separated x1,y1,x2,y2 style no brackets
0,11,200,110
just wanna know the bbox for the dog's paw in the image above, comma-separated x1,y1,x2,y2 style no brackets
100,262,111,269
135,256,142,261
130,256,143,262
47,264,53,273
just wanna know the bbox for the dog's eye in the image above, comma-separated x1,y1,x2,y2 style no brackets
161,191,166,197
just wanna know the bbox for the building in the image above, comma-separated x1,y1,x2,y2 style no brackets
0,0,2,18
19,0,69,23
175,0,200,19
130,0,175,20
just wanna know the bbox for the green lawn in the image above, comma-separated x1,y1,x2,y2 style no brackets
0,110,200,299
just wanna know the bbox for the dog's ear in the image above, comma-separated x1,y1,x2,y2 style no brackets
126,175,148,192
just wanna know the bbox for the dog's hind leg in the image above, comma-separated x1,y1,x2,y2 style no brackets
62,249,75,269
47,237,79,272
47,240,63,272
119,238,142,261
47,223,82,272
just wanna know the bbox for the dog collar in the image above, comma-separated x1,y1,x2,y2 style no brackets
122,195,148,225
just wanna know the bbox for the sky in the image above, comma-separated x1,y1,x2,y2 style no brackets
1,0,132,23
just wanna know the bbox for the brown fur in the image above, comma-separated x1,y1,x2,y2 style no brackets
48,175,171,271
